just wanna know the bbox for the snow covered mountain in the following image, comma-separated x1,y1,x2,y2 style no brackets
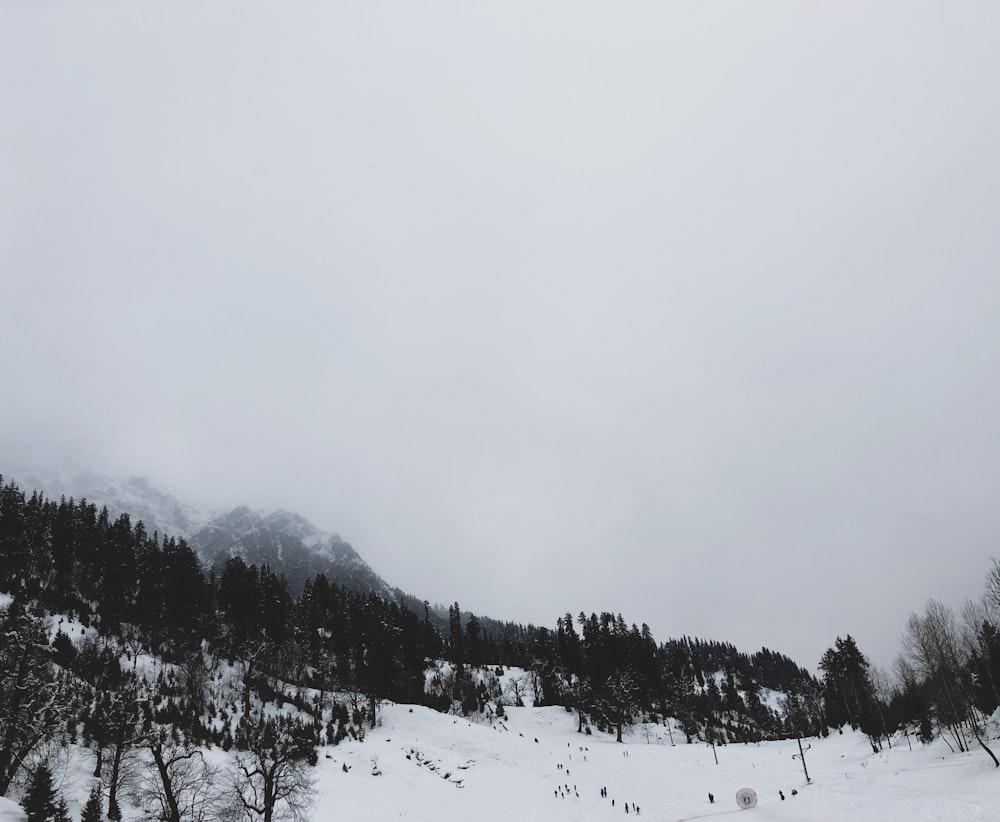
3,468,391,595
190,505,391,594
7,469,207,538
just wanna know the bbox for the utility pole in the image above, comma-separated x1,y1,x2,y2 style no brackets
793,737,812,783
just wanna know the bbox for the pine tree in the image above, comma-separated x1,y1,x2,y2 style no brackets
81,783,103,822
23,762,58,822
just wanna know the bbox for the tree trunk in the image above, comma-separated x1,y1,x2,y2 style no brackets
150,744,182,822
263,770,275,822
968,723,1000,768
978,737,1000,768
107,736,126,815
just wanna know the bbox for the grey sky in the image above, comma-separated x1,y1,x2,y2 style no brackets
3,2,1000,673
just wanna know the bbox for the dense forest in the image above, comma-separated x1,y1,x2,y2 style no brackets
3,474,1000,819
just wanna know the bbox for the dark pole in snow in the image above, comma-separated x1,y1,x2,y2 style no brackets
794,737,811,783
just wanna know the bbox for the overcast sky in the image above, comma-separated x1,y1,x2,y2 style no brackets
3,1,1000,673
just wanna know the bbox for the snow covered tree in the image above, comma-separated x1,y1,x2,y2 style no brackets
601,671,640,743
0,601,72,795
567,676,595,733
661,642,697,743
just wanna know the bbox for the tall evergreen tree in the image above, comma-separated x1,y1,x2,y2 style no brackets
80,783,103,822
22,762,61,822
820,635,885,750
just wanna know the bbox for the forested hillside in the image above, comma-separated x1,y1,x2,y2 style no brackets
3,474,1000,818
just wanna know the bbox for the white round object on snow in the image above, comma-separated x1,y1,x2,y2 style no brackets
736,787,758,809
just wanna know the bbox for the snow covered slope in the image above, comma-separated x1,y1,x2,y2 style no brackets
316,704,1000,822
6,697,999,822
2,658,999,821
0,797,23,822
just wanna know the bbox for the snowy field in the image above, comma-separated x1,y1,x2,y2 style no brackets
5,701,997,822
316,704,1000,821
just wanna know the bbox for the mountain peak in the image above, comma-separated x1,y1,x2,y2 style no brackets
191,505,377,592
3,467,390,597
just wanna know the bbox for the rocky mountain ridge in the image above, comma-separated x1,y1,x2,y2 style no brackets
191,504,391,594
4,468,390,595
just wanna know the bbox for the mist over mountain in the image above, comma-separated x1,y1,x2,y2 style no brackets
5,467,391,596
9,468,205,540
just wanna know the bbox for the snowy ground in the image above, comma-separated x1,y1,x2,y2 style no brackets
317,704,1000,821
3,704,999,821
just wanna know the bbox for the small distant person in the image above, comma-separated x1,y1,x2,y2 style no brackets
708,792,714,804
791,789,798,796
779,790,785,801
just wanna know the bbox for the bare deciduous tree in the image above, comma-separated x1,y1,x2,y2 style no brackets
961,596,1000,710
229,710,317,822
141,734,221,822
902,599,998,766
342,686,368,727
503,674,530,708
985,558,1000,618
98,670,146,816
